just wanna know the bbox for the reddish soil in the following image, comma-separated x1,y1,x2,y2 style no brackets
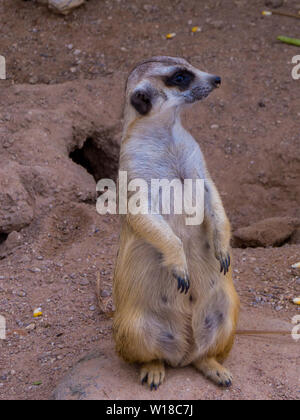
0,0,299,400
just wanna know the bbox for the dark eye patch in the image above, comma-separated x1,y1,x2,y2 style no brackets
164,69,195,90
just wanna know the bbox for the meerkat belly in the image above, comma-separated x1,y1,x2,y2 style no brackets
114,216,230,367
162,215,231,366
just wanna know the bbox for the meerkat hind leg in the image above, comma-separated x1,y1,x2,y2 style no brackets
140,360,165,391
194,357,233,388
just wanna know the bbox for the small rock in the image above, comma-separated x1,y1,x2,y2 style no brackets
80,279,89,286
25,323,36,331
49,0,85,15
100,290,110,298
29,76,39,85
29,268,41,273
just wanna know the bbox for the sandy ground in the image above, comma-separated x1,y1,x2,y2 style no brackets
0,0,299,400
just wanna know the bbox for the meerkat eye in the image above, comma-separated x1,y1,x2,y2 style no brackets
164,69,195,90
174,74,185,83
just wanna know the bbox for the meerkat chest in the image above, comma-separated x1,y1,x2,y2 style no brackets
121,124,204,182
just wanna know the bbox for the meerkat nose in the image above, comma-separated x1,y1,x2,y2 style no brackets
212,76,221,88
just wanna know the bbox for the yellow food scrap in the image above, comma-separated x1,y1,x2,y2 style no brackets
262,11,272,16
293,298,300,305
191,26,201,33
33,308,43,318
292,262,300,269
166,32,176,39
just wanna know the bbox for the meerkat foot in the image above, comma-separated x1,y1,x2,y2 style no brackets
140,361,165,391
194,357,233,388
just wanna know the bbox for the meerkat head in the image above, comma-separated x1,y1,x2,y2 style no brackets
125,56,221,118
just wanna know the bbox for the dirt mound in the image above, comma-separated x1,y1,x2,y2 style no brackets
0,77,122,256
233,217,300,248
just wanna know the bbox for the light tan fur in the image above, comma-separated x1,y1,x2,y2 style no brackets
113,57,240,389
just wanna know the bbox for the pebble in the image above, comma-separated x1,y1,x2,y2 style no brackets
80,279,89,286
29,76,39,84
28,268,41,273
25,323,36,331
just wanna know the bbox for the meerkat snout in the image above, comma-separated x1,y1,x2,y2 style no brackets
211,75,221,88
126,57,222,116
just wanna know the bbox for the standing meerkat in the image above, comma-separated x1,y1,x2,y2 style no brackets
113,56,240,390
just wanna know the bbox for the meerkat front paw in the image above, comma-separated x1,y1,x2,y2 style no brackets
215,240,231,276
216,251,231,275
172,267,190,294
163,239,190,293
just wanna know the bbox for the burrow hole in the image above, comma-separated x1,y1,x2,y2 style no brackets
0,233,8,246
69,136,119,182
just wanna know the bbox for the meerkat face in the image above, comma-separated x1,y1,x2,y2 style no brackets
126,56,221,117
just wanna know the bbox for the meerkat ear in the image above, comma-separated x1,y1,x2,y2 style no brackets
130,89,152,115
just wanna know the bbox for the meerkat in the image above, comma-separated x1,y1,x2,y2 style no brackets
113,56,240,390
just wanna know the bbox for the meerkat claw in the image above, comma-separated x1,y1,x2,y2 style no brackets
150,382,158,391
175,274,190,294
141,374,148,385
140,362,165,390
219,254,230,275
224,379,232,388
